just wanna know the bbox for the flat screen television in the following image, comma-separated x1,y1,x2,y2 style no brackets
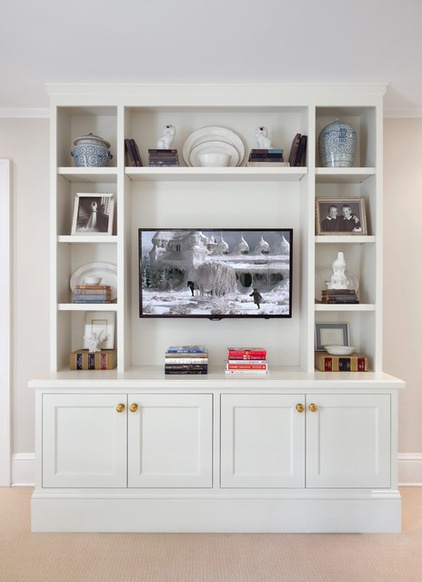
138,228,293,319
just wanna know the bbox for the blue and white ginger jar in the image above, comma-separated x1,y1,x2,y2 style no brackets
318,120,357,167
71,133,113,167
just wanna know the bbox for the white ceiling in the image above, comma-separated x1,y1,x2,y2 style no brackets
1,0,421,115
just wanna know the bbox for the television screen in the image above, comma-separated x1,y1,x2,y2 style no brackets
138,229,293,319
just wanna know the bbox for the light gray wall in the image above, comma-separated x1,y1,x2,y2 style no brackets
0,116,420,469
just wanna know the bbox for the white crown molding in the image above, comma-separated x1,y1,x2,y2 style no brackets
0,108,49,118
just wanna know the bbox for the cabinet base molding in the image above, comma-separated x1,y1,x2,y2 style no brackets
31,491,402,533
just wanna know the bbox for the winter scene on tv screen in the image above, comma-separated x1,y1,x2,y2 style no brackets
139,229,292,318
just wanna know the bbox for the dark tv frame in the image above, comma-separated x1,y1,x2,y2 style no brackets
138,228,293,320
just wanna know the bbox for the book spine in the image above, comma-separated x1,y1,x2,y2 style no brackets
315,355,368,372
165,357,208,364
226,363,268,370
227,351,267,360
225,369,268,375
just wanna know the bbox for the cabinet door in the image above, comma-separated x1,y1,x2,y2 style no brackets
42,394,127,488
128,394,213,488
306,394,391,488
220,394,305,488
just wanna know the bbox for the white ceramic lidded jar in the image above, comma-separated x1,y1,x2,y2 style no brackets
71,133,113,167
318,120,357,167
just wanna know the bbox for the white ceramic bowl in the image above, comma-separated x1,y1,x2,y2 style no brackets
324,345,355,355
197,152,232,167
84,276,102,286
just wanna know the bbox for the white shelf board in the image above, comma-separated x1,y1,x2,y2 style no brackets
57,303,118,312
315,236,375,244
314,303,375,312
58,167,118,183
126,166,307,182
58,235,118,244
315,168,375,183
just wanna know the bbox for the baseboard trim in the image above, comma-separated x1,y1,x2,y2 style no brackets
398,453,422,486
11,453,35,486
11,452,422,487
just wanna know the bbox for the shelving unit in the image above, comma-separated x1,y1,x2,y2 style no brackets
30,83,405,533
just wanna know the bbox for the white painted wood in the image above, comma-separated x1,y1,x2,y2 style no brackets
128,394,213,487
0,159,11,486
42,394,127,488
31,490,402,533
31,83,406,533
306,394,391,488
220,394,305,488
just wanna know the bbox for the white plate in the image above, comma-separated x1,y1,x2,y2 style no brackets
183,126,245,166
315,266,359,302
70,262,117,300
189,140,240,167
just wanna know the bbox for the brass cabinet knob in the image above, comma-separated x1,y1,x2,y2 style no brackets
296,403,305,413
129,403,138,413
116,403,125,413
309,403,318,413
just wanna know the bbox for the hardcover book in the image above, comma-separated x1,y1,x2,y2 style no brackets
70,349,117,370
315,352,368,372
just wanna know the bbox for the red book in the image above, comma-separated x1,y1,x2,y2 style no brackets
227,347,267,360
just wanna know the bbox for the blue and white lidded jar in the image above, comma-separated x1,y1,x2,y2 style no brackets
318,120,357,167
71,133,113,167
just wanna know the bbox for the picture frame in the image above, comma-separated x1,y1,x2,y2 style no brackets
71,193,114,235
83,312,115,350
316,197,368,235
315,323,349,351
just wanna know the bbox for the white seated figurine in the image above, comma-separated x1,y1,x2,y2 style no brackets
255,126,272,149
327,251,349,289
156,124,176,149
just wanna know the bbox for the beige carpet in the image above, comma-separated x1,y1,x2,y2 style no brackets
0,487,421,582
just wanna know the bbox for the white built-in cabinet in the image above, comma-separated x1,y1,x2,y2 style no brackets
30,84,405,533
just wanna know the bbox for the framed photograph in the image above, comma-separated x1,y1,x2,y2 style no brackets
315,323,349,351
83,312,115,350
316,198,367,235
71,193,114,235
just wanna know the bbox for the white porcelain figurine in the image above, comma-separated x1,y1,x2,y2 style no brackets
157,124,176,149
327,251,349,289
255,126,272,149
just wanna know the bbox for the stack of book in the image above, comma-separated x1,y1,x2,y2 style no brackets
225,347,268,375
246,148,287,167
164,345,208,375
288,133,308,166
320,289,359,304
124,138,143,166
70,349,117,370
72,285,112,304
148,149,179,167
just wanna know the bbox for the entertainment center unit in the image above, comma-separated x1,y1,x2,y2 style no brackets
30,83,405,532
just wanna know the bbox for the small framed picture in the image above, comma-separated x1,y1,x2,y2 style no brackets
316,198,367,235
71,193,114,235
315,323,349,351
83,312,115,351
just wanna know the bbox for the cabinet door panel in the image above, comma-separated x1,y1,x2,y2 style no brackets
43,394,127,488
220,394,305,488
306,394,390,488
128,394,213,488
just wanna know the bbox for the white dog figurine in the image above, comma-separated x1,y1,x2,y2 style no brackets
157,124,176,149
255,126,272,149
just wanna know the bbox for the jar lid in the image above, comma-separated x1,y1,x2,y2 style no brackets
72,132,111,148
